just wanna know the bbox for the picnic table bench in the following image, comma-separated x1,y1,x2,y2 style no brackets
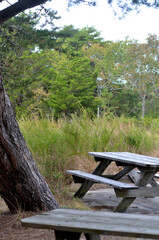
21,208,159,239
67,152,159,212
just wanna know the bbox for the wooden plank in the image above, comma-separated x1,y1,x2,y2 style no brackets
150,178,159,187
72,174,132,184
21,208,159,239
85,233,101,240
128,169,140,184
67,170,138,189
136,170,159,187
72,159,111,198
113,165,135,180
114,169,157,212
88,152,159,167
115,187,159,198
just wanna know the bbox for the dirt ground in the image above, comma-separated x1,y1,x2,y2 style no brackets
0,212,138,240
0,162,149,240
2,194,158,239
0,198,140,240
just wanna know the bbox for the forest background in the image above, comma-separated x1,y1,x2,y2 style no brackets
1,12,159,119
1,10,159,204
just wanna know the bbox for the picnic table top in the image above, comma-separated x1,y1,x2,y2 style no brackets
88,152,159,167
21,208,159,239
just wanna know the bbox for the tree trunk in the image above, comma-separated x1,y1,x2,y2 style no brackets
141,94,146,118
0,64,59,212
0,0,47,24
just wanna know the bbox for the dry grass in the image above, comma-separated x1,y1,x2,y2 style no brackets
0,114,158,239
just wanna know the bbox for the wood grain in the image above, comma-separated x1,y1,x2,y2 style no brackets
22,208,159,239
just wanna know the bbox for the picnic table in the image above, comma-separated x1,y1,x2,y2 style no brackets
67,152,159,212
21,208,159,239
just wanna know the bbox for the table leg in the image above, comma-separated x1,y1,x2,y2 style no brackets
74,159,111,198
128,169,159,187
85,233,101,240
113,165,135,180
114,169,157,212
55,230,81,240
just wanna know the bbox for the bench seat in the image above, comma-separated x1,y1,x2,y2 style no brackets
67,170,138,190
21,208,159,239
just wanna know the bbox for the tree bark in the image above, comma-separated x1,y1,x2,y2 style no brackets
0,62,59,212
0,0,47,24
141,94,146,118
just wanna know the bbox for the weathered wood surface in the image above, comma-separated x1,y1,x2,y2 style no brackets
68,152,159,212
114,169,157,212
136,170,159,186
72,160,111,198
67,170,138,189
115,187,159,198
89,152,159,167
22,208,159,239
72,174,131,184
112,164,135,180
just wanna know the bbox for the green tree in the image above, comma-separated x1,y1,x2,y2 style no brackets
0,5,60,212
1,12,60,116
15,49,98,117
82,40,127,115
16,49,68,116
2,24,104,117
147,34,159,97
124,37,159,118
48,56,98,116
55,25,103,57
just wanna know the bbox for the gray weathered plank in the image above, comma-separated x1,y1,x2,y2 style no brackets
115,186,159,198
112,165,135,180
88,152,159,167
136,170,159,186
21,208,159,239
73,159,111,198
114,169,157,212
128,169,141,184
67,170,138,189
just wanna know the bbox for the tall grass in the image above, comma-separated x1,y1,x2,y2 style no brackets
19,111,159,194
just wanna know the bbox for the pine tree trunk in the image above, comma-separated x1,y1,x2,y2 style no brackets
0,64,59,212
141,94,146,118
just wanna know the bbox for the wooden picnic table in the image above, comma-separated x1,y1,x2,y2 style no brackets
21,208,159,239
67,152,159,212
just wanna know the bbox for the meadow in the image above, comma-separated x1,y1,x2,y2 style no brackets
19,111,159,205
0,112,158,240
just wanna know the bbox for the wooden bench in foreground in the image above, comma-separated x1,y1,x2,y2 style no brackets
21,208,159,240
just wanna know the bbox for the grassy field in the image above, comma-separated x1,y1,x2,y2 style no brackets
0,112,158,240
19,111,159,204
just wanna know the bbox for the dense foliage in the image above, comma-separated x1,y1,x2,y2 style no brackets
1,13,159,119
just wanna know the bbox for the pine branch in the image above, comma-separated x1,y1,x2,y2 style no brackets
0,0,48,24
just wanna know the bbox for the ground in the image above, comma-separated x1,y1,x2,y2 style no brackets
0,212,138,240
0,197,139,240
0,162,148,240
0,211,55,240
